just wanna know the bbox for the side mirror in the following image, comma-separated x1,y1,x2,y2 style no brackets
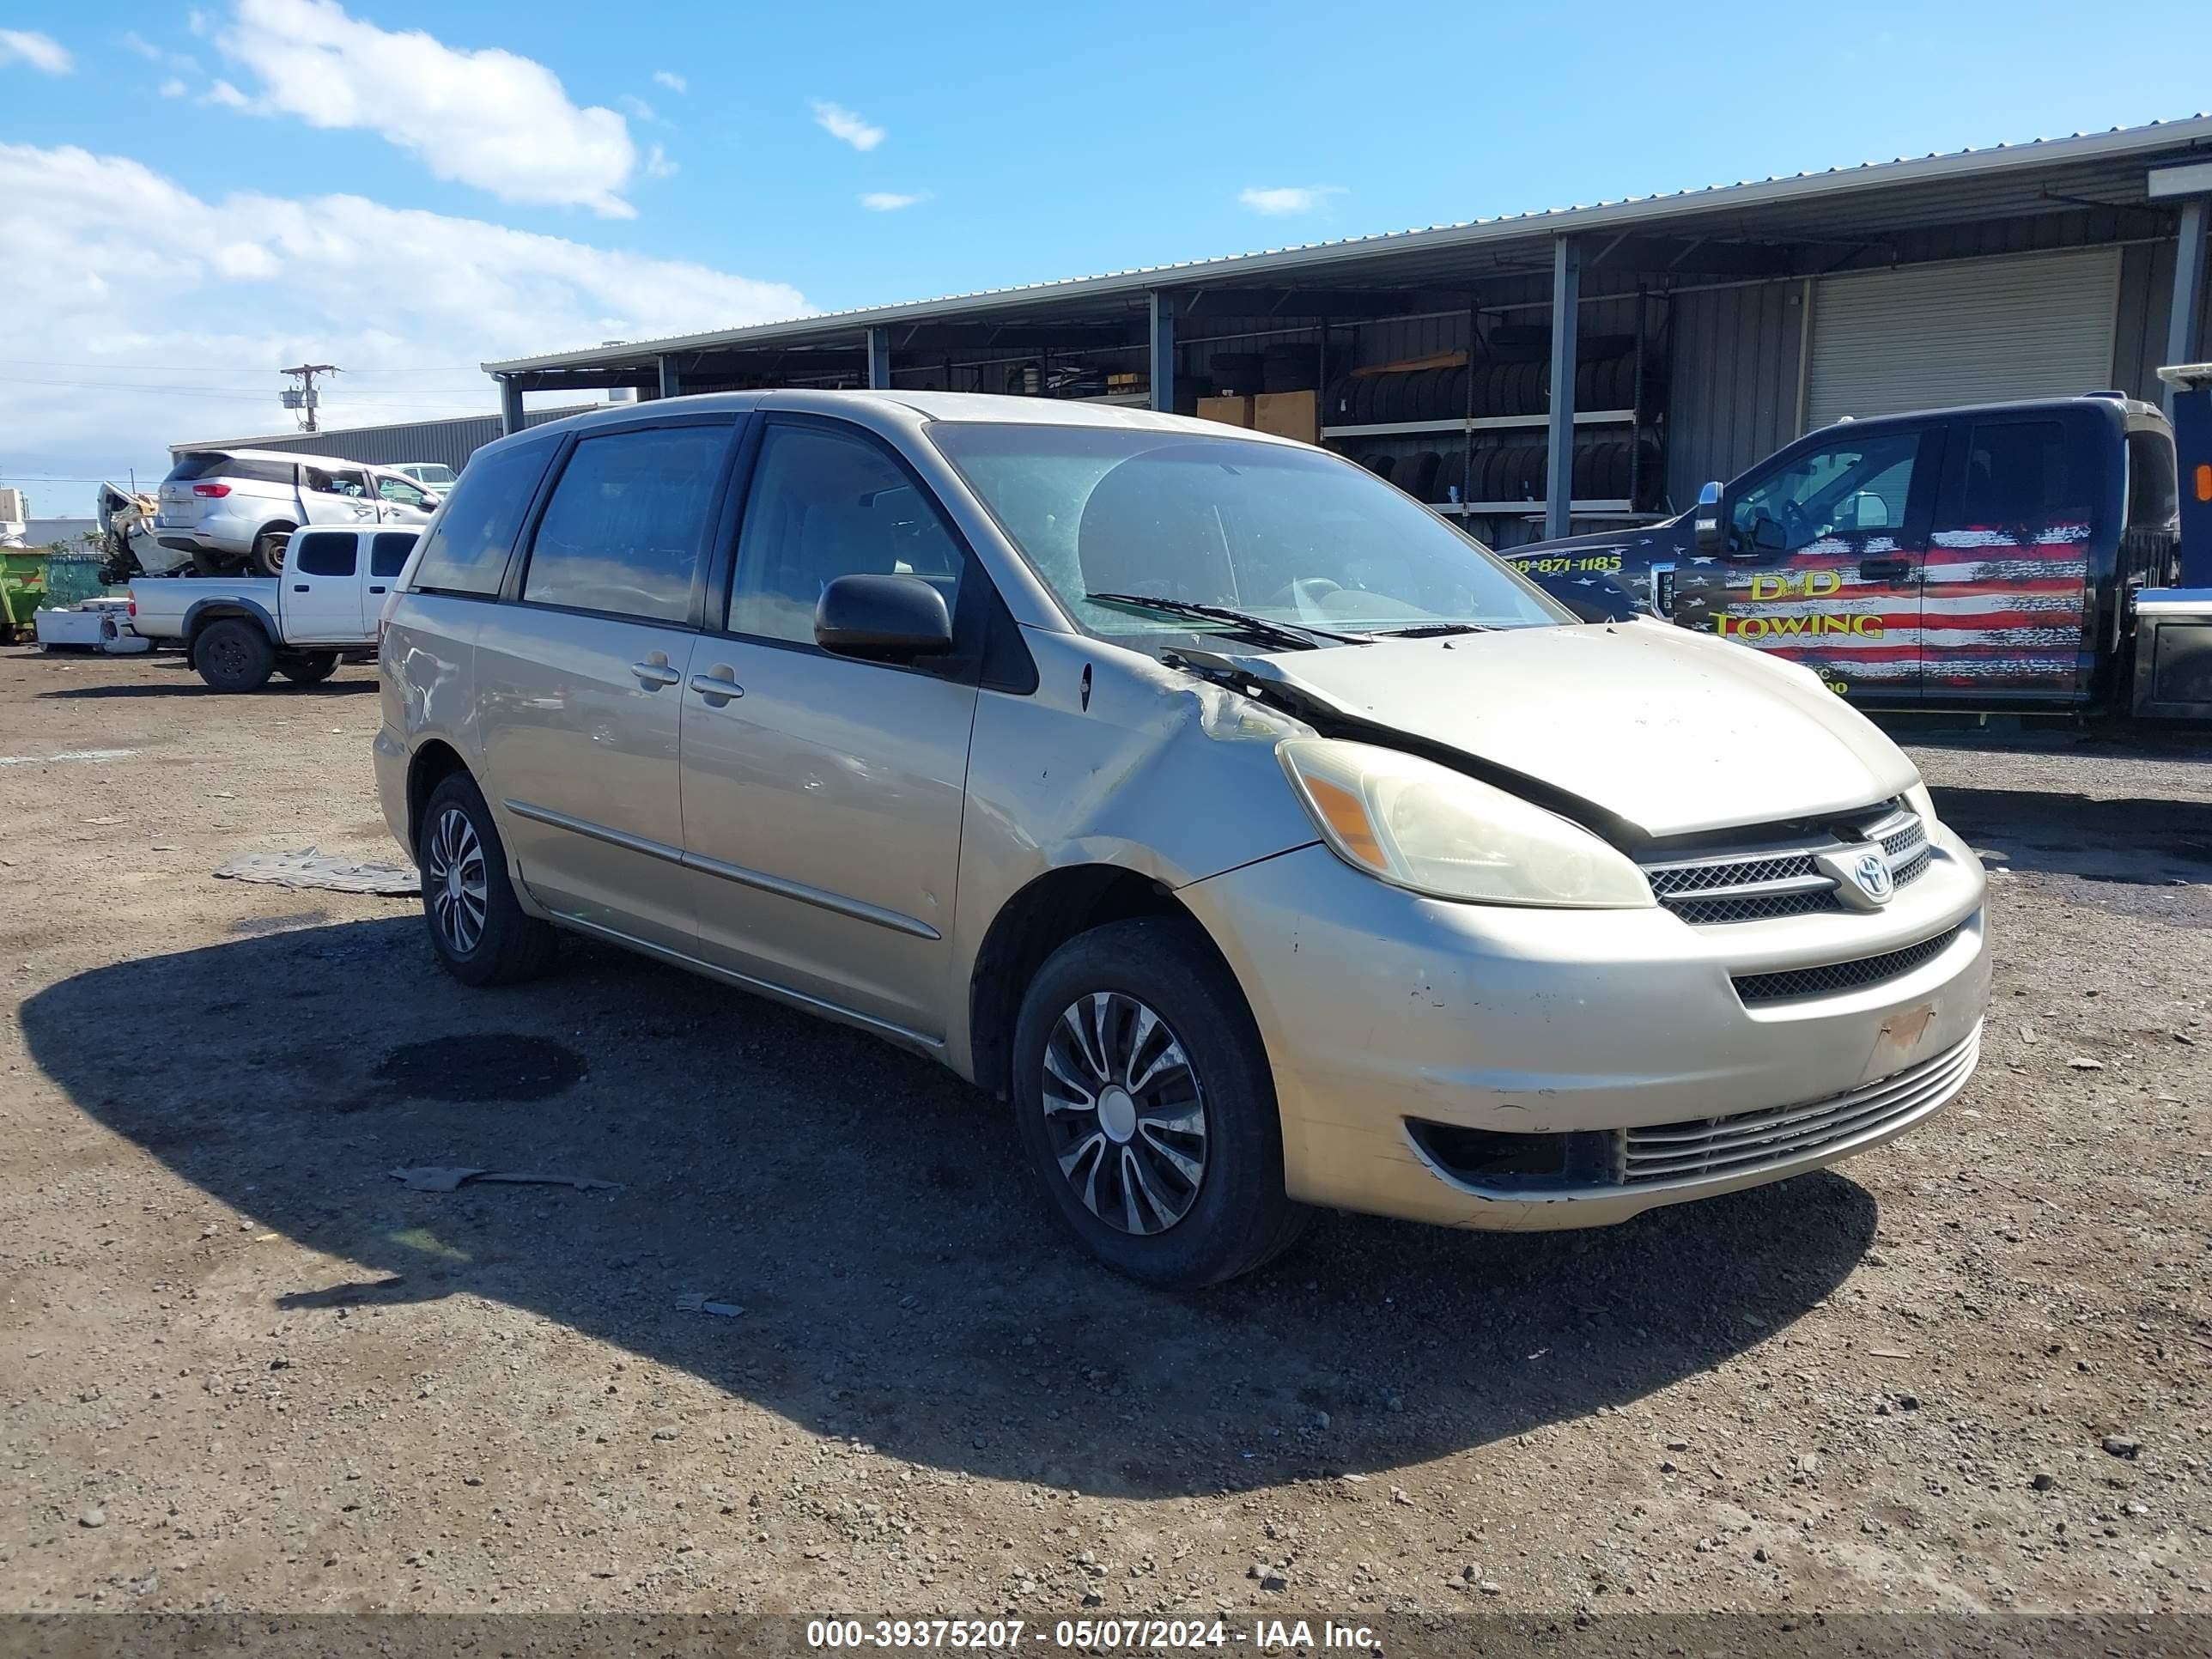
815,573,953,662
1692,481,1726,555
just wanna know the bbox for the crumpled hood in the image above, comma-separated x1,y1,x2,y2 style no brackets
1259,620,1919,841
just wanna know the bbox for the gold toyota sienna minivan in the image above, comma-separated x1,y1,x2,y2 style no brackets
376,392,1990,1287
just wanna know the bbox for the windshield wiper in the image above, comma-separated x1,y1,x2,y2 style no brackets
1087,592,1370,650
1371,622,1492,638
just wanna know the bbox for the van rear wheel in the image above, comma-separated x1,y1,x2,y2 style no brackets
1012,917,1310,1288
417,773,557,987
248,526,292,578
193,618,275,692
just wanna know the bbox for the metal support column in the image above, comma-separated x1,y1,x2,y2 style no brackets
1148,293,1176,412
498,375,524,436
865,327,893,390
657,356,683,400
1544,235,1580,541
2164,196,2209,412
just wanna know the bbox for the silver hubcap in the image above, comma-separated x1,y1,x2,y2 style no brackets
1041,992,1208,1236
424,805,488,956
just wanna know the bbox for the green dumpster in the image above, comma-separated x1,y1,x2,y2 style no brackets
0,552,50,641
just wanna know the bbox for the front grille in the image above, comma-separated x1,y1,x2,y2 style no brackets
1616,1024,1980,1186
1731,923,1962,1005
1642,803,1931,925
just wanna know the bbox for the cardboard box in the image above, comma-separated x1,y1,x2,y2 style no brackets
1252,390,1319,444
1197,394,1255,428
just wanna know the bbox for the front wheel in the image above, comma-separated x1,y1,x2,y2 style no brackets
417,773,557,987
278,652,339,685
1012,916,1309,1288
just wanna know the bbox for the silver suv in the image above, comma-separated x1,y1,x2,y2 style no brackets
156,447,441,575
375,392,1990,1286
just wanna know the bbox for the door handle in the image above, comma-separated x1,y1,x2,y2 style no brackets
630,659,682,688
689,669,744,704
1859,557,1912,582
368,585,386,595
292,584,309,592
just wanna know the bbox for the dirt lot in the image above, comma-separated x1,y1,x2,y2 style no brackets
2,645,2208,1627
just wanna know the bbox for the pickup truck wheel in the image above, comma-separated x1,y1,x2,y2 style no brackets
248,526,293,578
418,774,557,987
193,618,275,692
278,652,339,685
1012,917,1310,1288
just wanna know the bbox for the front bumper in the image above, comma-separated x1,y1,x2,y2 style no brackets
1177,823,1990,1231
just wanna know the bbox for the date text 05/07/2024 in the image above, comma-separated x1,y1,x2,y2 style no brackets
805,1617,1381,1650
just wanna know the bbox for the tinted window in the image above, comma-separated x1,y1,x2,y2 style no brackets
520,426,728,623
164,453,226,483
294,532,357,576
371,532,417,578
731,425,966,645
232,458,296,485
1730,432,1920,554
376,474,431,509
409,439,553,597
2126,429,2179,532
1961,420,2093,526
302,465,369,498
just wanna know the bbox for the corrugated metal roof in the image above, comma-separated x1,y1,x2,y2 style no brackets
169,405,604,455
488,116,2212,374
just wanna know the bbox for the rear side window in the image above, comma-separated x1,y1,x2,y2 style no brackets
409,440,554,597
370,532,417,579
520,425,730,623
294,532,358,576
1960,419,2094,526
2126,430,2179,531
229,459,296,485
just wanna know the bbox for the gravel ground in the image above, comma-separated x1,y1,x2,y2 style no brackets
1,646,2207,1626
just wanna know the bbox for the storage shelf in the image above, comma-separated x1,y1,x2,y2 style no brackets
1321,408,1638,440
1434,499,1635,516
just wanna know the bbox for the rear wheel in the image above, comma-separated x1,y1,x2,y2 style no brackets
417,772,557,987
278,652,339,685
192,618,275,692
1012,917,1309,1288
248,526,293,578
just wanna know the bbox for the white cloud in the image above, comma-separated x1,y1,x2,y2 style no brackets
653,70,685,94
646,143,678,179
159,77,188,98
123,28,198,70
619,94,659,123
0,143,808,516
811,99,884,152
204,77,251,108
859,191,925,212
214,0,640,217
1238,185,1345,216
0,28,74,74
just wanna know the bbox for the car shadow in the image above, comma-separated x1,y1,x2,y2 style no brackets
38,678,378,700
21,917,1876,1499
1936,785,2212,886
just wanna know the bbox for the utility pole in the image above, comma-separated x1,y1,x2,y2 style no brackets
279,363,339,434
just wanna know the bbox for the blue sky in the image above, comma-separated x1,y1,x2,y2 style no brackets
3,0,2209,516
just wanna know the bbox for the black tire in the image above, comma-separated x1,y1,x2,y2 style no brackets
278,652,340,685
248,525,293,578
1012,916,1310,1288
190,548,232,577
193,618,275,692
416,772,558,988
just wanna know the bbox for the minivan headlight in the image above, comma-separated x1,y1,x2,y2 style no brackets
1278,738,1654,908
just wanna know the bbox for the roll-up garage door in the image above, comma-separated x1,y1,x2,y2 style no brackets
1804,248,2121,429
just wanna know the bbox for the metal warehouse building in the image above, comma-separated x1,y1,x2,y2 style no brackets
484,116,2212,547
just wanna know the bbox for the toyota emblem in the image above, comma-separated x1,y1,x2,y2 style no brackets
1853,850,1894,902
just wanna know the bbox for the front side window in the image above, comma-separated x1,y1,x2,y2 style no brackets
293,532,357,576
376,474,430,509
303,465,370,498
409,438,553,597
928,422,1562,639
520,425,729,623
1729,432,1920,555
728,423,966,646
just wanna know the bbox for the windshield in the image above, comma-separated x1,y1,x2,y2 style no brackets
927,423,1568,641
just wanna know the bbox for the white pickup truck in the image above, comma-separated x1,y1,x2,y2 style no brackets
127,526,417,691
